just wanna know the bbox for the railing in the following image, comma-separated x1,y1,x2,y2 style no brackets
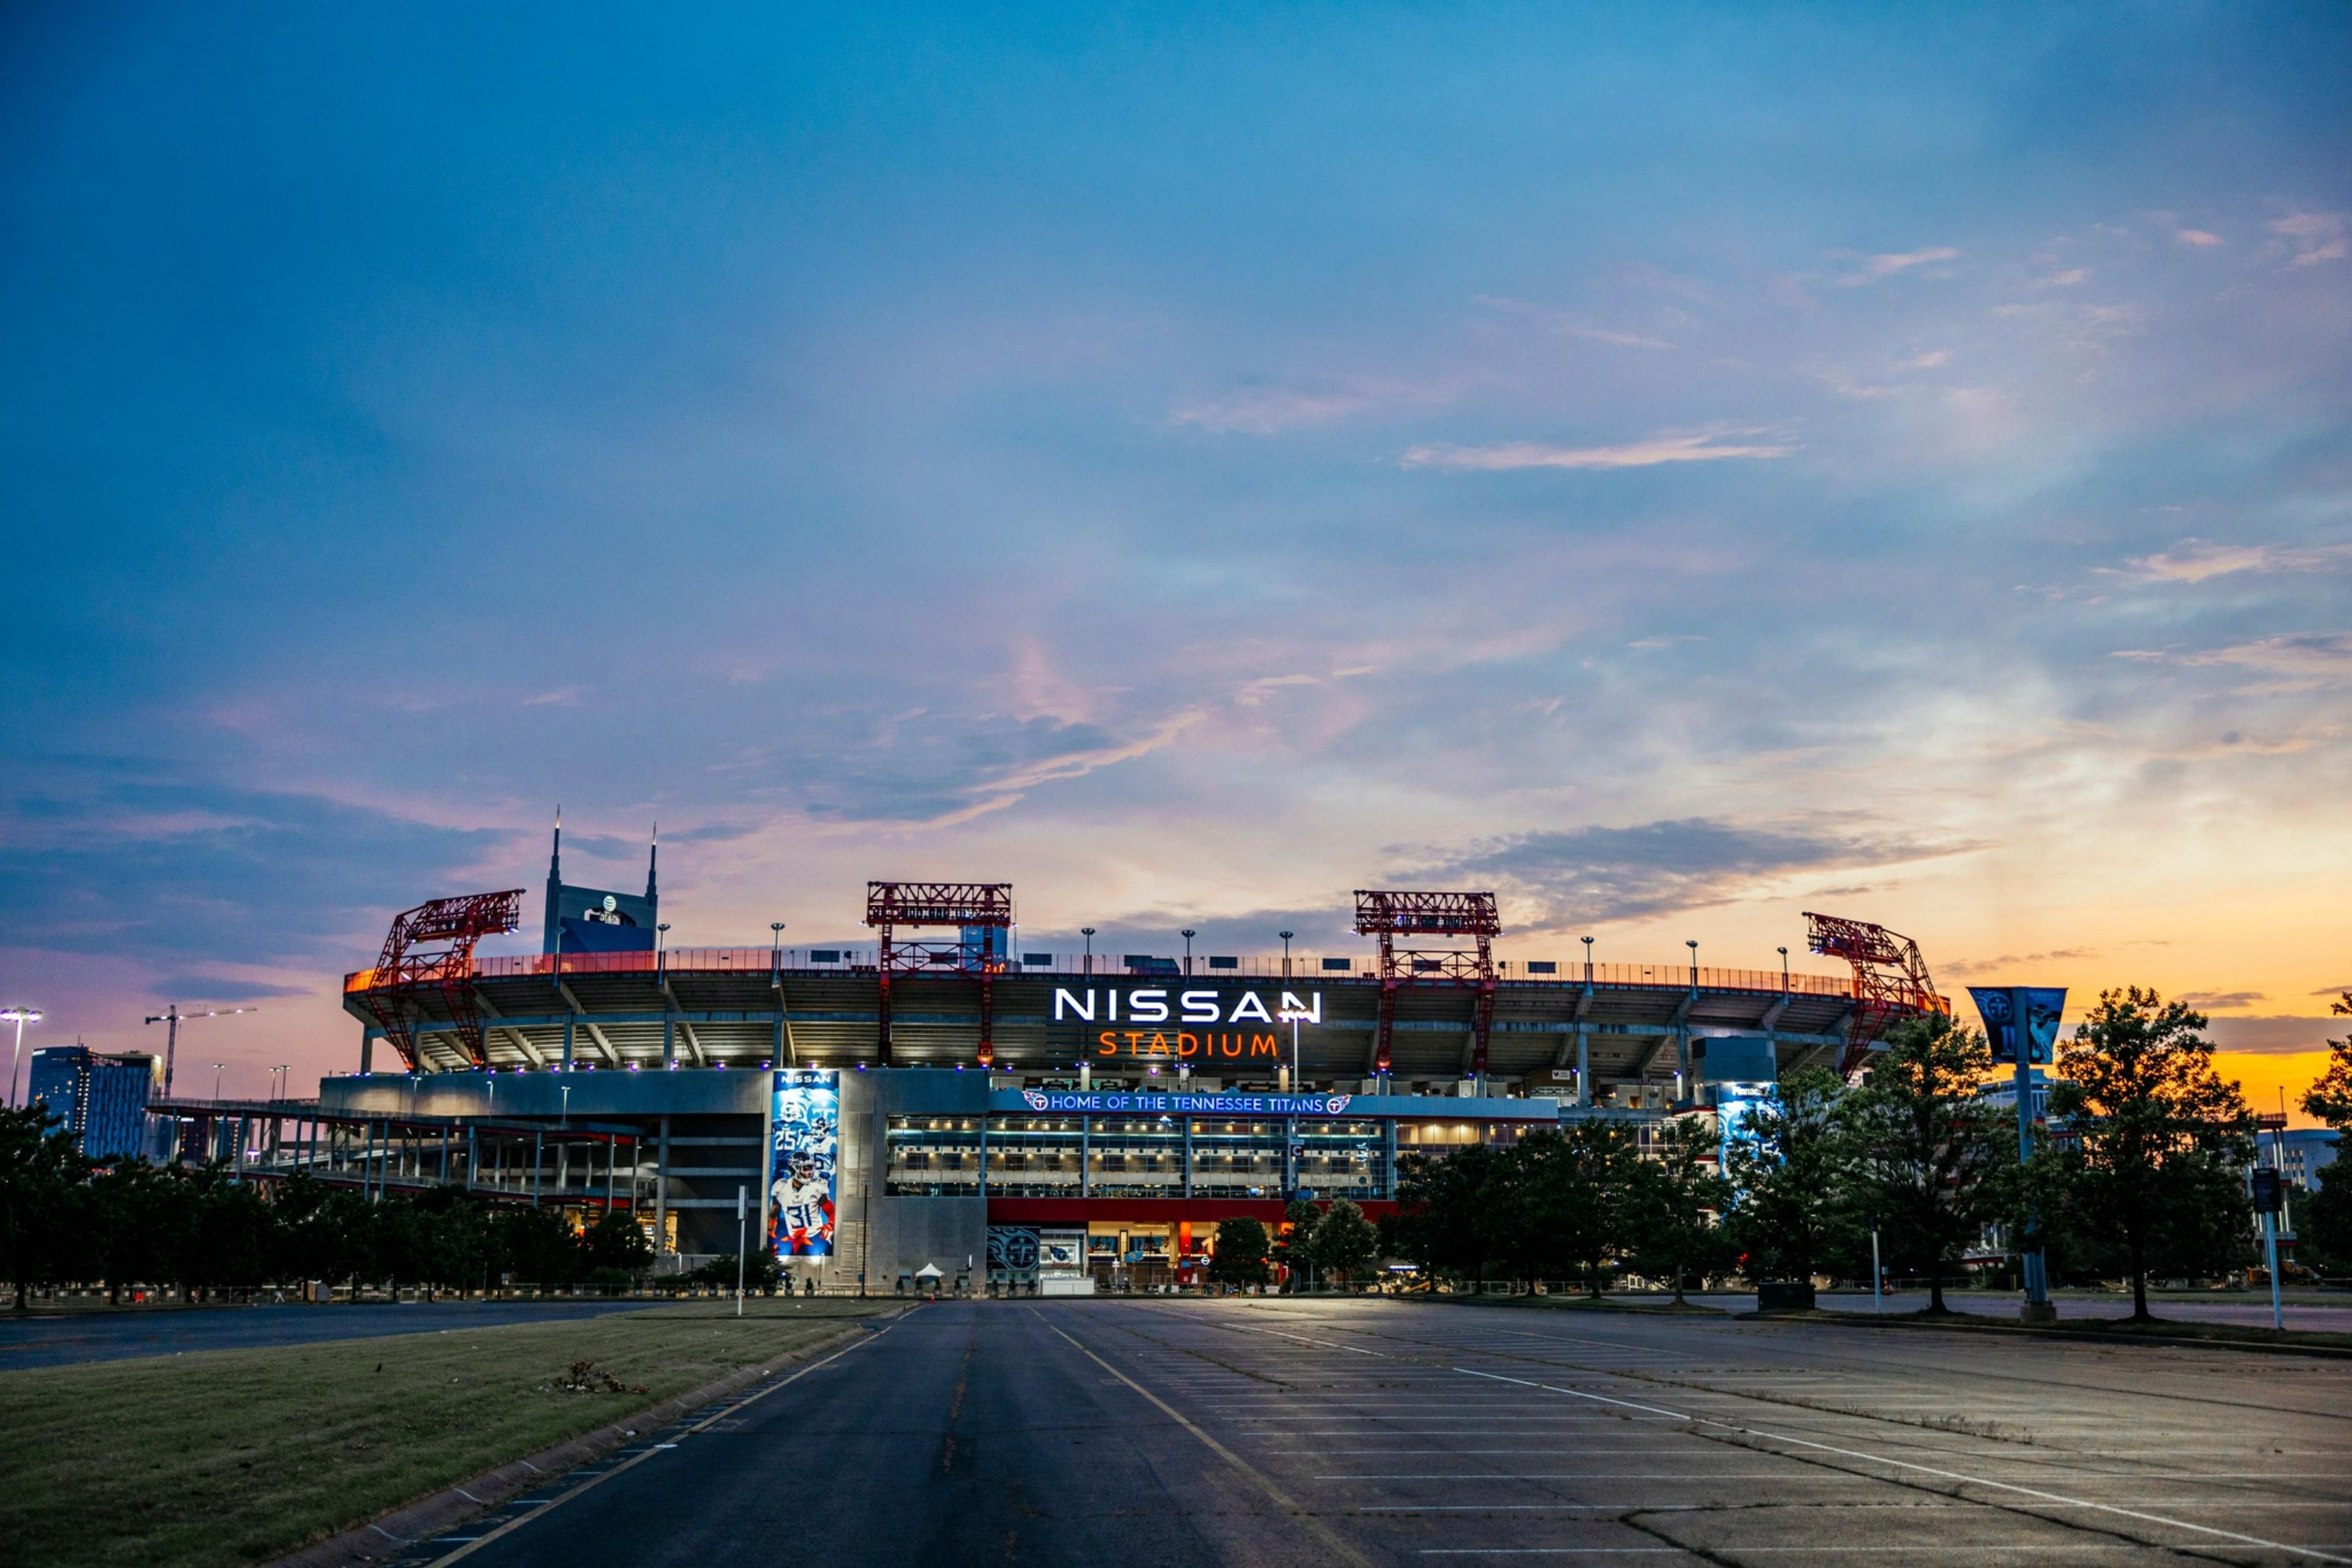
349,948,1860,998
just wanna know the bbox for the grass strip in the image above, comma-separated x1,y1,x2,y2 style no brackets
0,1298,880,1568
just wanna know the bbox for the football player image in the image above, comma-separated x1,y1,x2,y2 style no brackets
771,1153,835,1256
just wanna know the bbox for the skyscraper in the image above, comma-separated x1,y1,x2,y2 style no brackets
26,1044,160,1159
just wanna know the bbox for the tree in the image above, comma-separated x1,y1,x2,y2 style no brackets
1845,1012,2014,1313
0,1104,94,1310
1724,1069,1860,1293
1391,1144,1506,1287
1623,1115,1733,1303
1274,1198,1320,1291
1307,1199,1379,1289
581,1210,655,1279
2299,991,2352,1128
1515,1122,1640,1296
1207,1216,1272,1287
2044,987,2254,1321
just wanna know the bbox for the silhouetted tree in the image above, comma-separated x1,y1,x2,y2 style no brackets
1623,1115,1733,1303
1307,1199,1379,1288
1207,1216,1272,1287
1724,1069,1860,1291
1847,1013,2014,1313
2045,987,2254,1321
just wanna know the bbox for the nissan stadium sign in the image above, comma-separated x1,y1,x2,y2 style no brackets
1050,987,1323,1025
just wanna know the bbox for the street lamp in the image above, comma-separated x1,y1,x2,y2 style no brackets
1,1007,41,1107
1181,929,1196,976
1082,927,1096,976
1687,938,1699,986
211,1062,228,1102
1279,930,1294,978
271,1064,292,1101
1581,935,1594,984
1278,1005,1309,1090
1777,946,1789,991
657,922,671,959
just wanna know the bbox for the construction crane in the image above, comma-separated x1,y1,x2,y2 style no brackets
1802,911,1948,1075
142,1004,258,1098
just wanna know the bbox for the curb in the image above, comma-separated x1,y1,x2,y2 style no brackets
268,1313,890,1567
1789,1308,2352,1361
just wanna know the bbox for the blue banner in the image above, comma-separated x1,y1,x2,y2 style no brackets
769,1069,840,1257
1969,986,2067,1065
987,1088,1561,1122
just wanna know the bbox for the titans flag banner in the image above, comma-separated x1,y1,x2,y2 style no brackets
1969,987,2068,1065
768,1069,840,1257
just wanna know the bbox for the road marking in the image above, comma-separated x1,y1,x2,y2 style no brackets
428,1320,897,1565
1030,1309,1376,1568
1452,1367,2352,1566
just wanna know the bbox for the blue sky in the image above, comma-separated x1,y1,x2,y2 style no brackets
2,6,2346,1103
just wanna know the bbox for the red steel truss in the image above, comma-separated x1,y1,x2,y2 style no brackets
1803,910,1949,1074
363,890,525,1070
865,881,1013,1067
1354,889,1502,1077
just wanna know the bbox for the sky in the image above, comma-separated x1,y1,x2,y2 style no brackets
2,5,2346,1120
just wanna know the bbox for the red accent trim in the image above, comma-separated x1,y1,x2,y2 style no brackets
986,1196,1398,1224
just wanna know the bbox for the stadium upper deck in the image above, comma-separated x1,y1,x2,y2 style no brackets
341,942,1907,1094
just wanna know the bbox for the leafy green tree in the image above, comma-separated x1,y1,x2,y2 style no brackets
2044,987,2254,1321
2299,992,2352,1128
1724,1068,1860,1292
1207,1216,1272,1287
1623,1115,1733,1303
1307,1199,1380,1289
581,1210,655,1278
89,1160,176,1304
492,1205,580,1287
0,1104,94,1310
1275,1197,1321,1291
1846,1013,2015,1313
1517,1122,1640,1295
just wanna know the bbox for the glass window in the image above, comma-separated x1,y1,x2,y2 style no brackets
982,1116,1084,1197
1085,1116,1185,1199
884,1115,982,1196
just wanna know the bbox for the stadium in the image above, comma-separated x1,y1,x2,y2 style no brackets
184,824,1948,1295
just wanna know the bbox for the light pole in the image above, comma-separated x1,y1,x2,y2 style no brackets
1581,935,1594,984
1182,929,1196,976
2,1007,41,1107
736,1185,748,1317
211,1062,228,1102
1279,1006,1307,1090
1687,938,1699,986
271,1064,292,1101
1082,927,1096,976
1279,930,1294,979
1778,946,1789,991
657,922,671,961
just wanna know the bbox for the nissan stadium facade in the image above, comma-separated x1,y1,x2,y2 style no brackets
282,829,1943,1294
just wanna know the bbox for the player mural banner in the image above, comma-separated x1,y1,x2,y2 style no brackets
769,1068,840,1257
1968,986,2067,1065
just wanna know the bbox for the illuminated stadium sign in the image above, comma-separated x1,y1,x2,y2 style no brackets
768,1069,840,1258
1016,1089,1355,1117
1051,987,1322,1025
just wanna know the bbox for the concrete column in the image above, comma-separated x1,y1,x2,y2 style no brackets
663,1012,676,1069
654,1115,672,1253
562,1012,576,1072
1080,1115,1090,1199
533,1130,544,1206
1577,1028,1590,1107
1182,1117,1193,1199
360,1034,373,1074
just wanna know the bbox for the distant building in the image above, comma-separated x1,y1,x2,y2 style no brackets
2276,1127,2340,1195
1977,1068,2050,1122
26,1045,160,1159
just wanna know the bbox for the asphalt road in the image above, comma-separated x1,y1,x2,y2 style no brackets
391,1297,2352,1567
1656,1291,2352,1333
0,1298,660,1370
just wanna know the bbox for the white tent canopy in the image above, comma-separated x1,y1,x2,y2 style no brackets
914,1262,943,1279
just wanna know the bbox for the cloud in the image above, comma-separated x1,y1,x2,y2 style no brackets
1472,296,1676,350
1412,816,1959,927
2176,990,2266,1011
0,775,507,967
1941,949,2096,980
2184,634,2352,678
2204,1015,2352,1056
2271,211,2348,267
2174,228,2224,247
149,976,309,1002
1835,246,1959,285
1170,379,1450,434
521,687,587,708
1400,428,1796,472
2113,538,2352,584
2034,268,2090,288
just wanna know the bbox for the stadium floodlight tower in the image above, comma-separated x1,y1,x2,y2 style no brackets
1354,889,1502,1082
865,882,1013,1068
1803,910,1948,1076
361,890,526,1071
